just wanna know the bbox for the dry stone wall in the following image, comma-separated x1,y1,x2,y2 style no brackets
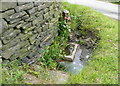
0,0,61,64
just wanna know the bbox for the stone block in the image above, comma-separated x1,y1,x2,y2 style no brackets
40,34,52,46
2,28,13,37
19,52,29,60
42,23,49,32
28,49,37,57
25,26,35,32
25,16,36,22
2,43,21,59
35,26,42,33
28,47,42,59
1,29,20,44
36,21,42,27
0,19,8,33
28,44,35,51
1,37,11,44
44,3,52,8
10,47,28,60
32,15,43,26
9,20,24,28
34,1,43,6
5,11,27,21
0,19,5,33
19,40,30,48
35,11,43,17
17,0,29,5
2,36,20,51
43,37,53,46
40,32,47,41
30,11,43,17
22,22,32,29
21,57,31,64
29,34,38,44
2,9,15,18
44,8,49,13
27,7,38,15
9,18,21,24
50,9,55,16
16,22,27,29
21,15,29,20
15,3,34,12
44,12,49,20
38,4,46,11
15,47,28,56
1,1,17,11
19,32,32,41
34,39,41,47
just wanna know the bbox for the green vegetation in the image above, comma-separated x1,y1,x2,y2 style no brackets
2,2,118,84
2,61,25,84
39,20,70,69
63,2,118,84
2,60,53,84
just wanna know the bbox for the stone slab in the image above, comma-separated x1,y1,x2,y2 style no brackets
15,3,34,12
1,1,17,11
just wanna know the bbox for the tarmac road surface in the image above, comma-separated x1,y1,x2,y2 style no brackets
65,0,119,20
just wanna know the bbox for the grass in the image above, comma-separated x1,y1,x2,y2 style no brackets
63,2,118,84
2,61,26,84
2,2,118,84
2,60,54,84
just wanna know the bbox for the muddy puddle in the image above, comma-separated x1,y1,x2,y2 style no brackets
58,44,93,74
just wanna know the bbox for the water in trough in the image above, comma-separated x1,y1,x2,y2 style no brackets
59,44,93,75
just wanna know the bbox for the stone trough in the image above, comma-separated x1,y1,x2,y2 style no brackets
58,42,92,74
64,42,79,62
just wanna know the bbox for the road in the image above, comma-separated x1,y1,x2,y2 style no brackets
65,0,119,20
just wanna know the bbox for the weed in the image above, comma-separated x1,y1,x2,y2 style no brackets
39,18,71,70
2,61,25,84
